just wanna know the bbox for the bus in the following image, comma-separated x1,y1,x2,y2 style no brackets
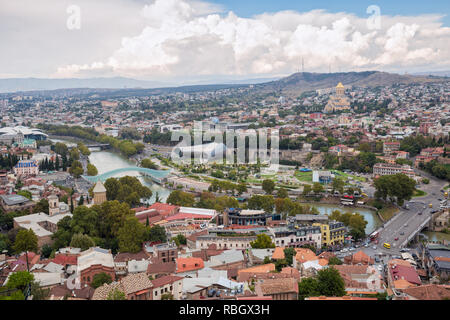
383,243,391,249
341,195,354,206
369,231,379,242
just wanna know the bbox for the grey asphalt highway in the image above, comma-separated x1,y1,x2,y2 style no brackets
363,169,447,257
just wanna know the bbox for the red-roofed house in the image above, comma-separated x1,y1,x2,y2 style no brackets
175,257,204,274
344,250,374,265
148,202,179,217
388,260,421,291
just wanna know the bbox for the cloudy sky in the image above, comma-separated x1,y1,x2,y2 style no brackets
1,0,450,83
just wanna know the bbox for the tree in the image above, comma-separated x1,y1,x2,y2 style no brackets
374,173,416,206
250,234,275,249
277,188,288,199
117,217,146,253
17,190,32,200
146,225,167,243
87,163,98,176
51,216,73,250
316,267,346,297
69,160,84,178
302,184,312,195
328,256,343,265
6,271,34,292
40,244,53,259
107,288,126,300
248,195,275,213
70,233,95,251
283,247,296,265
141,158,158,170
70,206,99,237
154,192,161,203
298,277,320,300
104,177,152,207
331,178,345,194
77,142,91,156
262,179,275,194
54,142,69,156
30,280,50,300
166,190,195,207
13,229,38,271
312,182,324,194
70,148,80,160
91,272,112,289
236,183,247,195
173,234,187,246
33,199,49,214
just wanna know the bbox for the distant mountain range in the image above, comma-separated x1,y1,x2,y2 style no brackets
254,71,449,96
0,71,447,96
413,70,450,77
0,77,171,93
0,76,280,94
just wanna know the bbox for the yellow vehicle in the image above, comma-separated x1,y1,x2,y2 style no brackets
445,192,448,197
383,243,391,249
429,203,433,208
361,193,368,197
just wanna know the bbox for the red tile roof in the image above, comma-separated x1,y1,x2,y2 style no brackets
51,254,78,266
389,264,421,286
148,202,179,217
150,275,184,288
166,213,212,221
401,284,450,300
176,257,204,273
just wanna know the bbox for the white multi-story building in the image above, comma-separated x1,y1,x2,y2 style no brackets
373,163,415,179
13,159,39,176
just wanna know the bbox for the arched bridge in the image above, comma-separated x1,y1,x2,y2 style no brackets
82,167,171,183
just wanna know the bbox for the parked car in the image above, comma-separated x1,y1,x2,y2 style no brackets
400,232,405,235
394,237,399,241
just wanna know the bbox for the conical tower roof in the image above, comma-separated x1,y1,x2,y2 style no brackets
93,180,106,193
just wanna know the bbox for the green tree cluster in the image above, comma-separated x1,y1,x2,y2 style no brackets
298,267,346,300
250,234,275,249
104,176,152,207
374,173,416,206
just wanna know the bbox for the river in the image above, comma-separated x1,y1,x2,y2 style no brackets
51,137,382,232
51,137,171,204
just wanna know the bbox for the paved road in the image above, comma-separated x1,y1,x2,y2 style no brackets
367,169,447,256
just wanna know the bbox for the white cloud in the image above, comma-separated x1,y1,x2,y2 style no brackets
2,0,449,80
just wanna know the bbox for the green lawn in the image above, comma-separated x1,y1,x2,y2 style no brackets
331,170,366,182
412,189,427,198
295,171,313,182
378,205,399,221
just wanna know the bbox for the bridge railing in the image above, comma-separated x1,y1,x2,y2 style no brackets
400,216,431,248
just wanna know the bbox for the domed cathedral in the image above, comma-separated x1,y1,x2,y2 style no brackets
323,82,351,113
